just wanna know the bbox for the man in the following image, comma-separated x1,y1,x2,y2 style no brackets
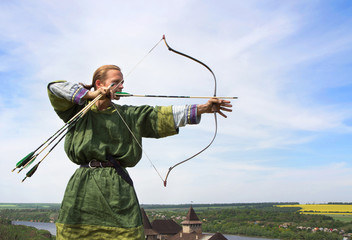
48,65,232,239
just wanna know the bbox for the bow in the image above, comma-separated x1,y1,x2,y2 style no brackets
116,35,220,187
160,35,218,186
12,36,224,185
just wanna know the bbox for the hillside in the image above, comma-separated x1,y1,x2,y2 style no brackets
0,217,54,240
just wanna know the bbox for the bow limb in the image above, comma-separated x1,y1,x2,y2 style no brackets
115,35,219,187
161,35,218,187
162,35,217,97
163,113,217,186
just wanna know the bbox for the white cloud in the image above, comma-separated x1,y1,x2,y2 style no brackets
131,158,352,204
1,0,352,203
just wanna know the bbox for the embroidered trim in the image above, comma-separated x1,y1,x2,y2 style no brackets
186,104,198,124
71,87,88,104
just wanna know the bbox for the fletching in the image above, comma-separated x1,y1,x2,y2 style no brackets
17,155,37,173
115,91,131,95
12,152,35,171
22,163,40,182
16,84,119,182
24,155,37,169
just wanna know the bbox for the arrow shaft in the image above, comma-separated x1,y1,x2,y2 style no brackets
15,84,114,179
116,93,237,99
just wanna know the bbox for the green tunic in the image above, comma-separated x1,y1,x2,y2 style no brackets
48,82,178,240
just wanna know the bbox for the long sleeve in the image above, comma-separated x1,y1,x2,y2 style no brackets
47,81,90,122
48,81,89,105
172,105,201,128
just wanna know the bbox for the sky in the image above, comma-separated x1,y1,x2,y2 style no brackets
1,0,352,205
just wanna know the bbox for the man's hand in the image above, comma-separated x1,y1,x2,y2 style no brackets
83,87,110,100
197,98,233,118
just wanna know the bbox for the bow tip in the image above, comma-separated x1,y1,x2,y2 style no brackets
163,180,167,187
162,34,165,40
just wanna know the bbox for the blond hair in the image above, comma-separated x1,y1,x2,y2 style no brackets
81,65,121,90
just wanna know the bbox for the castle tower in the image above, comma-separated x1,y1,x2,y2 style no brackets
181,206,202,234
141,208,157,240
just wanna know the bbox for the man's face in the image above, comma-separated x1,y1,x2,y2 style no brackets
101,69,124,99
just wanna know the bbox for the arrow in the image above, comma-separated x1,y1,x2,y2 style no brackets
15,83,116,181
115,92,237,100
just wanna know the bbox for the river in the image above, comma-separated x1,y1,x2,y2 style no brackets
12,221,56,235
12,221,279,240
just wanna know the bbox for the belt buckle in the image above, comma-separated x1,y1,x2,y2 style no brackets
88,160,96,169
88,160,103,169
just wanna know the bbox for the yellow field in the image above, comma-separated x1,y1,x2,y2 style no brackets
277,204,352,215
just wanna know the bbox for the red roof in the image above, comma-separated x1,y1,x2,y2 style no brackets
186,207,200,221
209,232,228,240
152,219,182,234
141,208,158,236
181,206,202,225
141,208,153,229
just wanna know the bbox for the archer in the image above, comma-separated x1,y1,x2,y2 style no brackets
48,65,232,239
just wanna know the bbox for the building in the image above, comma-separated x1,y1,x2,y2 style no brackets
152,219,182,240
142,206,228,240
141,208,158,240
181,206,202,234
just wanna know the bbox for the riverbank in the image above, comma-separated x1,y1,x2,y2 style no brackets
12,221,56,235
0,218,54,240
12,221,282,240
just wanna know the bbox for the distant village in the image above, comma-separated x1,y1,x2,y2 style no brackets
142,206,352,240
142,206,228,240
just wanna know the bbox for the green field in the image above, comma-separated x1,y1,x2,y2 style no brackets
1,202,351,240
325,214,352,222
0,203,60,209
0,205,17,208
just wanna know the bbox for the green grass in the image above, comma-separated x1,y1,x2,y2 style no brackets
326,214,352,222
0,205,17,208
0,203,60,209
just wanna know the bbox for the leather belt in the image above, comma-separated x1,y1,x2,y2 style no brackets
80,160,116,168
80,157,133,187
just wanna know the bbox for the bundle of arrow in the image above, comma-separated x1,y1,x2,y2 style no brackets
11,89,108,182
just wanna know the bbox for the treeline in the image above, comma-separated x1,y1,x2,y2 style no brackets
199,208,351,240
145,207,352,240
0,217,54,240
0,209,59,222
141,202,299,209
199,208,347,228
328,202,352,205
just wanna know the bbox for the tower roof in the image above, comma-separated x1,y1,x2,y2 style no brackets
141,208,153,229
208,232,228,240
186,206,199,221
152,219,182,234
181,206,202,225
141,208,158,236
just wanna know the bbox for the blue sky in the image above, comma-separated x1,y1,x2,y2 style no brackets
1,0,352,204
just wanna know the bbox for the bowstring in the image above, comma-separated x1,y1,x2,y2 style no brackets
111,41,166,183
161,35,218,186
111,103,165,182
124,37,164,79
115,35,218,186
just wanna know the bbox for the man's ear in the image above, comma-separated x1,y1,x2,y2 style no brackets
95,79,102,89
